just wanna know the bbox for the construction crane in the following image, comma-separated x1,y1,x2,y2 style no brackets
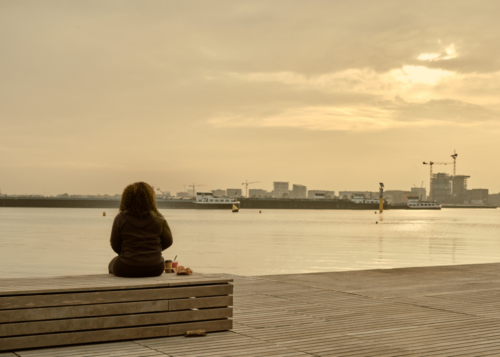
412,181,425,200
423,161,453,201
242,180,260,197
156,187,169,199
451,150,458,176
187,183,206,197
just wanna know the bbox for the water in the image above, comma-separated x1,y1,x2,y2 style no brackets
0,208,499,278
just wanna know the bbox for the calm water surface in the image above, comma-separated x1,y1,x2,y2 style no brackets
0,208,499,278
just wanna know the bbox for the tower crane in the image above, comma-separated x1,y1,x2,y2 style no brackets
423,161,453,201
242,180,260,197
187,183,206,197
451,150,458,176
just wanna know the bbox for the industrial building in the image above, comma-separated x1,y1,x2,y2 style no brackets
470,189,489,204
211,189,226,197
431,173,453,204
273,182,289,198
308,190,335,199
292,184,307,199
227,188,243,197
429,172,483,204
384,190,412,204
450,175,470,204
248,189,270,198
429,171,492,205
489,193,500,206
411,187,427,200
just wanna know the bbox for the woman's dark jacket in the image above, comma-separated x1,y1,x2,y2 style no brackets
110,211,173,267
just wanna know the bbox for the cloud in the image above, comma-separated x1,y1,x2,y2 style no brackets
385,97,498,123
210,105,391,131
417,44,458,62
207,65,500,130
210,95,500,131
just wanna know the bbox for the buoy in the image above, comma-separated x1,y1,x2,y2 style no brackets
103,211,106,216
376,221,378,224
232,204,239,213
259,210,262,214
374,212,377,214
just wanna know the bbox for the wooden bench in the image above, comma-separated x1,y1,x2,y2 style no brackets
0,273,233,351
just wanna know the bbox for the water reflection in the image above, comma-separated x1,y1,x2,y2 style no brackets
0,208,499,278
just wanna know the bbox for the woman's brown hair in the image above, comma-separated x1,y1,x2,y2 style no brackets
119,182,163,217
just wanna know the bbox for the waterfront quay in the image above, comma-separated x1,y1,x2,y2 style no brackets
6,263,500,356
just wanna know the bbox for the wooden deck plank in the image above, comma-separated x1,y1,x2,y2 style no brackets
8,263,500,356
1,325,169,351
16,341,166,357
19,341,166,357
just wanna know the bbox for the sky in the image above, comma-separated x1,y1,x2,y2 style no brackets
1,0,500,195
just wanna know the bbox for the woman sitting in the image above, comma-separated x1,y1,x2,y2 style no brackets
108,182,173,277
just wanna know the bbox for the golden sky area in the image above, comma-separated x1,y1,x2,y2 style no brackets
1,1,499,195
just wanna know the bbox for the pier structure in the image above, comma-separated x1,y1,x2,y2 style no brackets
5,263,500,356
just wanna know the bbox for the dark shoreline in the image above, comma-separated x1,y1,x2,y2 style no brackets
0,197,495,210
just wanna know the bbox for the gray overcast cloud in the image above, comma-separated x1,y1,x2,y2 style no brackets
1,0,499,194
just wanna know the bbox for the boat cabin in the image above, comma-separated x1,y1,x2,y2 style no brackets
351,195,379,204
407,196,440,208
195,192,238,203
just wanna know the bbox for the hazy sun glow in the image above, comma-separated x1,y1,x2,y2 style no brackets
397,66,455,84
417,53,441,61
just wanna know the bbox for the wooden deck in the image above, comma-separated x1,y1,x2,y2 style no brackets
6,262,500,356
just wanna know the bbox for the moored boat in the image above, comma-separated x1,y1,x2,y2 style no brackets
194,192,240,210
406,196,441,210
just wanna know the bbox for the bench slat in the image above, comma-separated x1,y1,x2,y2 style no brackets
0,275,233,296
0,300,170,323
0,308,232,337
169,296,233,311
0,284,233,310
0,325,170,351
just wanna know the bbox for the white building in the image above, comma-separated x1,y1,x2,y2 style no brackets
227,188,243,197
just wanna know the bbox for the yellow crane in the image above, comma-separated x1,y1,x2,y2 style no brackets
242,180,260,197
423,161,453,201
